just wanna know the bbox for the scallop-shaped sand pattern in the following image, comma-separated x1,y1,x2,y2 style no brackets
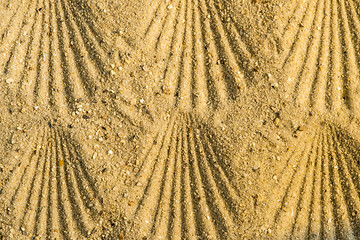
138,0,252,113
0,123,103,239
276,0,360,118
129,111,242,239
268,122,360,239
0,0,110,114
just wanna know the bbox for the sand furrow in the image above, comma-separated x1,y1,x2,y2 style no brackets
125,0,252,116
269,122,360,239
0,1,24,38
4,0,360,239
0,123,102,239
278,0,360,119
330,125,360,236
66,0,110,63
0,0,110,117
128,111,241,239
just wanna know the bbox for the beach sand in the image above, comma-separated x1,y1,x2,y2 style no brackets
1,0,360,239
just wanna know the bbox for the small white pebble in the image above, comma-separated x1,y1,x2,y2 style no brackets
108,150,113,155
6,78,14,84
271,82,279,88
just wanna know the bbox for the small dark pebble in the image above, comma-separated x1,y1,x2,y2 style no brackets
68,124,73,128
48,122,52,128
82,115,90,119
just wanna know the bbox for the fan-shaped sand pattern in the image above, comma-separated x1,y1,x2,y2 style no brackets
0,0,110,115
267,122,360,239
128,111,242,239
0,123,103,239
276,0,360,118
136,0,253,114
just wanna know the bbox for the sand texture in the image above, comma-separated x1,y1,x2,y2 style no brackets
1,0,360,239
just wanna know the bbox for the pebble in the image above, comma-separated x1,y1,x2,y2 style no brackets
167,4,173,9
108,150,113,155
6,78,14,84
298,125,306,131
271,82,279,88
253,161,261,171
274,117,280,126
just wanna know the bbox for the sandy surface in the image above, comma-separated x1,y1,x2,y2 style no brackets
1,0,360,239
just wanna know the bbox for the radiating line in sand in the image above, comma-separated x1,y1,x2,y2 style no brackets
0,0,110,115
276,0,360,118
131,0,253,114
0,123,103,239
126,111,242,239
267,121,360,239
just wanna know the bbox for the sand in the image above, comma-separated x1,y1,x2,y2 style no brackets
1,0,360,239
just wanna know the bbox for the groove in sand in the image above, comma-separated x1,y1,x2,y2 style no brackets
0,0,110,115
277,0,360,118
131,0,253,114
268,122,360,239
128,111,241,239
0,123,103,239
